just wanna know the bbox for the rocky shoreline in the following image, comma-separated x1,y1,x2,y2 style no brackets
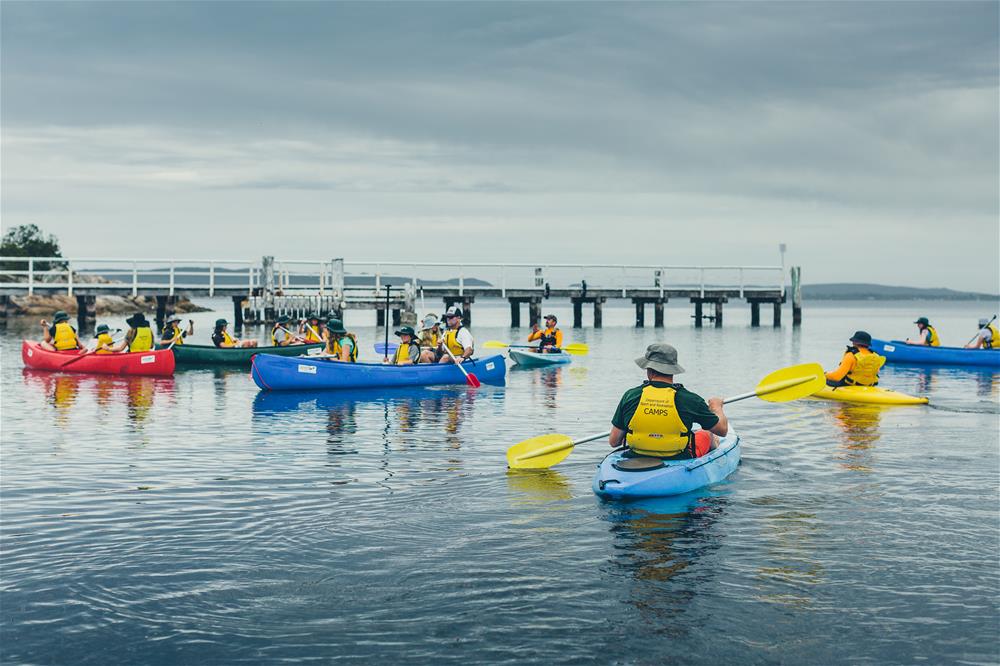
7,294,209,317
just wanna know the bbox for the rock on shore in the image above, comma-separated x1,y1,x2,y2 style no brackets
9,294,209,316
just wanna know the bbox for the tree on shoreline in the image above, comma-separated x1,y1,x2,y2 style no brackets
0,224,67,279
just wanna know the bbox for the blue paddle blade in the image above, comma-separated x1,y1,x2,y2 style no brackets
374,342,399,355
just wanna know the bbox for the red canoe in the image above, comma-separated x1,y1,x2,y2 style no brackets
21,340,175,377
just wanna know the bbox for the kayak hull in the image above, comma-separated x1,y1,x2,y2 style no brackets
164,342,324,366
21,340,175,377
593,432,741,500
508,349,572,367
872,338,1000,368
813,385,928,405
251,353,506,390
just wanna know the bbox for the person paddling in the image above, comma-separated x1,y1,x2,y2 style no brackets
299,313,324,344
608,344,728,459
159,313,193,346
528,314,563,353
271,315,302,346
438,306,474,364
965,318,999,349
212,319,258,349
93,324,115,354
418,314,443,363
323,318,358,362
906,317,940,346
39,310,81,351
111,313,155,353
387,326,420,365
825,331,886,387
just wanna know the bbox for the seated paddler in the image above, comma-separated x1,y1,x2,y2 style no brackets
608,343,728,460
387,326,420,365
966,318,998,349
39,310,81,351
438,306,474,364
212,318,258,348
159,313,192,346
527,314,563,353
299,313,324,344
111,313,155,353
323,318,358,362
418,314,443,363
93,324,115,354
825,330,885,387
271,315,302,346
906,317,940,346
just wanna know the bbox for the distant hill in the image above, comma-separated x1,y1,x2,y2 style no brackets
802,283,998,301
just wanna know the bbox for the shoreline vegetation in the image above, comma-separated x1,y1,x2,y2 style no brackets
800,283,998,301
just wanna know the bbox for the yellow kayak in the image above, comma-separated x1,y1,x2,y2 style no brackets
814,385,928,406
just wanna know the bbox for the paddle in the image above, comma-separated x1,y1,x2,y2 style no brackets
383,284,391,363
442,343,481,388
506,362,826,470
483,341,589,356
965,314,997,347
60,331,126,368
374,342,400,355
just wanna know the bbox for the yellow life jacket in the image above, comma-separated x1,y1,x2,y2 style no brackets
129,326,154,352
984,324,999,349
95,332,114,354
329,335,358,362
419,330,440,349
444,327,466,356
844,349,886,386
925,325,940,347
537,326,560,347
162,324,184,345
221,329,236,346
626,384,692,457
52,321,79,351
393,341,416,365
303,325,323,343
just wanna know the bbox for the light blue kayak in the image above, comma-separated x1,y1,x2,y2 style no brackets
872,338,1000,368
508,349,572,367
593,431,741,499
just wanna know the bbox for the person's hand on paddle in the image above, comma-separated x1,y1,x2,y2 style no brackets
40,319,49,328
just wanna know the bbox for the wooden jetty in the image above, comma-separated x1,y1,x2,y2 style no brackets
0,256,803,332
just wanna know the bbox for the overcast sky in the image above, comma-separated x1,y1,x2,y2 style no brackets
2,2,997,290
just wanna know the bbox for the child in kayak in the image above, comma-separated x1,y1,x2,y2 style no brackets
211,319,258,349
906,317,940,346
39,310,81,351
418,314,443,363
387,326,420,365
323,318,358,362
608,343,728,460
825,331,886,387
160,313,193,347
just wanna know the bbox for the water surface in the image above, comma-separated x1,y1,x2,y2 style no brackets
2,300,998,664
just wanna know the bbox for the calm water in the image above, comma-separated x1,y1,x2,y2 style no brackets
2,300,998,665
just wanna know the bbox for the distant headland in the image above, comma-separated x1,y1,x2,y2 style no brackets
802,283,998,301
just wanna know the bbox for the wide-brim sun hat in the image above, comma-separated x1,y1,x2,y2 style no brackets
395,326,417,338
635,343,685,375
422,315,438,329
914,317,930,325
215,318,228,327
166,313,181,323
127,313,149,327
53,310,70,322
327,318,347,334
849,330,872,346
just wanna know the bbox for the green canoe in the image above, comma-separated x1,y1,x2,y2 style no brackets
161,342,325,366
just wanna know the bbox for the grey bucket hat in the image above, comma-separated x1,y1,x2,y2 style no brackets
635,343,685,375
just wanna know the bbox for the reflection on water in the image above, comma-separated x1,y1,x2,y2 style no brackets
20,369,175,428
829,403,883,473
604,493,728,585
506,469,573,504
750,496,825,609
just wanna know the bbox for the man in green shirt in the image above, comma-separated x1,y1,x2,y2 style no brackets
609,343,728,459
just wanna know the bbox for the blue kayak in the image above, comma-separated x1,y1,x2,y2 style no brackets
593,432,741,499
872,338,1000,368
251,353,506,390
508,349,572,367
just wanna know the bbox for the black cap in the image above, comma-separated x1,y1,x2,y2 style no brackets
914,317,930,326
849,331,872,346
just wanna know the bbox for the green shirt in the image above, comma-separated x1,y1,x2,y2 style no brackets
611,381,719,433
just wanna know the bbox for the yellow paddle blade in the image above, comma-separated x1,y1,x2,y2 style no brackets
754,363,826,402
560,343,589,355
483,340,510,349
506,433,576,470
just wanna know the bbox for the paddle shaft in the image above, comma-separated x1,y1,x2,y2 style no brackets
531,375,815,459
384,284,391,362
442,343,480,387
61,332,127,367
965,314,998,346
